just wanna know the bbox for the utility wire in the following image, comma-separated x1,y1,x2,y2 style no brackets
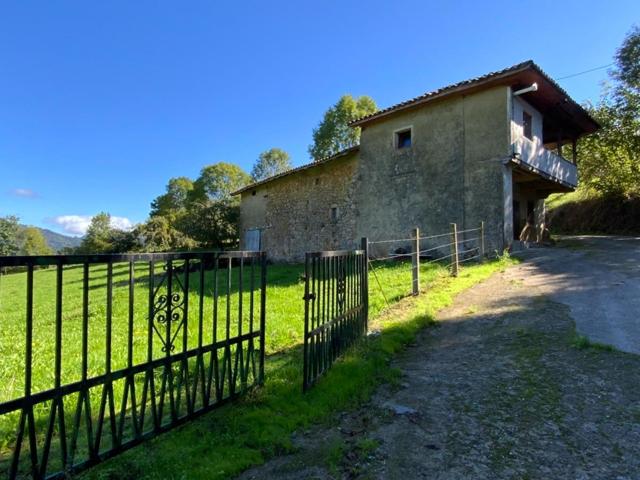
555,63,614,80
367,260,390,309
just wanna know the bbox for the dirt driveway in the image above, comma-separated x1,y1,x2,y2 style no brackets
514,235,640,354
238,236,640,479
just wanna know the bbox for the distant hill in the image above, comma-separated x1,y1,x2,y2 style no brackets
19,226,82,253
40,228,82,252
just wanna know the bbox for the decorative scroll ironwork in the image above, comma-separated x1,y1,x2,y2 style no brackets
302,248,368,392
150,262,187,352
0,250,267,480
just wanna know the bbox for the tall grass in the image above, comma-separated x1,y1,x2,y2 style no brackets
0,256,475,476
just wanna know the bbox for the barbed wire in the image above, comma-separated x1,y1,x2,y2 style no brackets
368,237,413,245
458,254,481,264
457,236,480,244
456,227,481,235
367,259,391,309
419,241,456,254
418,232,451,241
368,253,411,261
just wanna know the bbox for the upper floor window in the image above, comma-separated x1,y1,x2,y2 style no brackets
395,128,412,149
522,111,533,140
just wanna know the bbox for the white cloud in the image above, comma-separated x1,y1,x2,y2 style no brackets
48,215,134,236
110,216,134,231
11,188,37,198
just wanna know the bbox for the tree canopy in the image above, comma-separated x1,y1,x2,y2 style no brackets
251,148,292,181
150,176,194,218
577,24,640,197
308,94,377,160
19,227,53,256
79,212,115,253
0,216,20,256
190,162,251,203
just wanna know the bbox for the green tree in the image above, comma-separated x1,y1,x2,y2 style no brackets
150,176,194,218
136,217,197,252
614,24,640,94
189,162,251,203
79,212,114,253
109,229,141,253
576,25,640,197
0,215,20,256
181,199,240,249
251,148,292,181
19,227,53,256
308,94,377,160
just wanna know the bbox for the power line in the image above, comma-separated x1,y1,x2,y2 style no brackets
555,63,614,80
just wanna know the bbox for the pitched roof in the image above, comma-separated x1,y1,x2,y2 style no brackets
350,60,600,137
231,146,359,195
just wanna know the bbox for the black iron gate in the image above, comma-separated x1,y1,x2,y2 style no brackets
302,246,368,391
0,250,266,480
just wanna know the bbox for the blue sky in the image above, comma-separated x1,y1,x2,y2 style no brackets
1,0,638,236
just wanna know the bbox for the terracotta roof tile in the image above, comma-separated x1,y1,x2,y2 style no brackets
350,60,596,128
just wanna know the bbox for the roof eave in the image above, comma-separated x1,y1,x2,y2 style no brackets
231,146,359,196
350,61,600,136
350,62,534,128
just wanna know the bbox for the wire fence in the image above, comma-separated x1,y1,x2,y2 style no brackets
365,222,486,309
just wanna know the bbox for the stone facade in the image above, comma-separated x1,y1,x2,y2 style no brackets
236,62,597,262
355,86,510,257
239,151,359,262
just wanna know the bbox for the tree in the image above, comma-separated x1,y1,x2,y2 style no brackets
577,96,640,196
150,177,194,218
308,94,377,160
189,163,251,203
181,199,240,249
109,229,141,253
251,148,292,181
79,212,114,253
19,227,53,256
136,217,197,252
0,215,20,256
576,25,640,197
615,24,640,94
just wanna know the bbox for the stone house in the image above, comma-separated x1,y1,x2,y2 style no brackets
233,61,600,262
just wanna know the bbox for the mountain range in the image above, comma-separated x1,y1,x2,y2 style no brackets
27,227,83,252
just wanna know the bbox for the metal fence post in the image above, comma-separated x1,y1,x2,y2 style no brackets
259,251,267,384
450,223,459,277
480,221,486,262
361,237,369,329
411,228,420,295
302,253,310,392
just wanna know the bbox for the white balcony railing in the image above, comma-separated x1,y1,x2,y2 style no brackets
513,137,577,188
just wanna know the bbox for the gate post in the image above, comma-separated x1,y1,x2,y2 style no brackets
411,228,420,295
302,253,310,392
361,237,369,330
259,251,267,384
450,223,459,277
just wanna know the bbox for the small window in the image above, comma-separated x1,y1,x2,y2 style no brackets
330,207,338,221
315,178,321,185
251,190,257,196
395,128,412,149
522,111,533,140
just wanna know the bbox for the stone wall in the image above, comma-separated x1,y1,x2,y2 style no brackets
239,86,515,262
355,86,511,257
239,152,359,262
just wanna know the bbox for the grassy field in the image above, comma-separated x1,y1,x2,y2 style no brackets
0,255,512,477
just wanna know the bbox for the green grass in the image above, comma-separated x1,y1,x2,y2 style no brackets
0,255,514,478
571,334,616,352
